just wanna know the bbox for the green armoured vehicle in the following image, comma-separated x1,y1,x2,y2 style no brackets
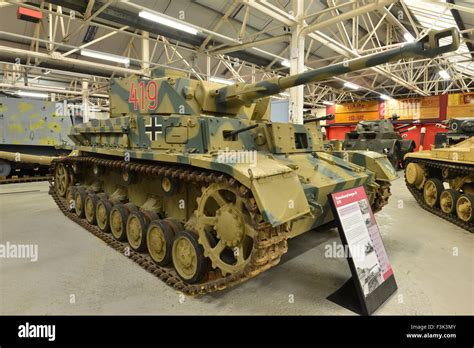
341,114,418,170
405,136,474,232
51,28,459,294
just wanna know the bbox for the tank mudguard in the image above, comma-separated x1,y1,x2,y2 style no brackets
400,139,415,154
75,146,310,227
331,150,398,181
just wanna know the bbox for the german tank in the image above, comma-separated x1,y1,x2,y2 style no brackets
342,114,418,169
51,28,459,294
405,136,474,232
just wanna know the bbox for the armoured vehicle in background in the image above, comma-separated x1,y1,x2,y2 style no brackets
0,96,74,179
434,118,474,148
50,28,459,294
405,137,474,232
342,114,417,170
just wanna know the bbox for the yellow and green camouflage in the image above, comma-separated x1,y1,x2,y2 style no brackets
67,27,459,231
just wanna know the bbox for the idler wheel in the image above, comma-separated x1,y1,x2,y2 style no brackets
55,162,70,197
405,162,425,189
172,230,207,284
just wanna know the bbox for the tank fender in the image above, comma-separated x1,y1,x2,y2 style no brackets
331,150,398,181
400,139,416,155
202,153,311,227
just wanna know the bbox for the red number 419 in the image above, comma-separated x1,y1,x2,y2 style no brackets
128,80,158,111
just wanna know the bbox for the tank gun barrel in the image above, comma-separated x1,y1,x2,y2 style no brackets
0,151,56,166
303,114,335,124
216,28,459,107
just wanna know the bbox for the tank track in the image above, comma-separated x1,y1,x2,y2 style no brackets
0,175,51,185
404,158,474,233
372,181,391,213
49,156,289,295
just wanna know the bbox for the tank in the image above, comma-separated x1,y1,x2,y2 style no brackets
434,118,474,148
341,114,418,170
0,96,74,179
50,28,459,294
405,136,474,232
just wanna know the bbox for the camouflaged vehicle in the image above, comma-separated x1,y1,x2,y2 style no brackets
434,118,474,148
405,136,474,233
51,28,459,294
0,96,73,179
342,115,417,170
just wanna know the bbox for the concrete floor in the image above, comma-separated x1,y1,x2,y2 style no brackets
0,176,472,315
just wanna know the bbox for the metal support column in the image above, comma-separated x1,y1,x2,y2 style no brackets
289,0,305,124
82,79,89,123
141,30,150,77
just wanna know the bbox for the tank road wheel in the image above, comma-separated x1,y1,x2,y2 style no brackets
0,160,12,177
147,220,175,266
74,188,87,218
84,193,99,225
66,186,77,212
110,204,137,241
440,189,460,215
423,178,444,208
172,230,207,284
405,162,425,189
54,163,70,197
456,194,474,223
96,199,113,232
127,211,157,252
195,182,256,276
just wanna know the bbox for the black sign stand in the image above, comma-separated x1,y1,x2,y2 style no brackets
327,187,398,315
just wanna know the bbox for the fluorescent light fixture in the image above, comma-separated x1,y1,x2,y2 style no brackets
209,77,234,85
439,70,450,79
139,10,199,35
16,91,48,99
81,49,130,65
343,81,359,90
279,92,290,97
281,59,291,67
380,94,391,100
322,101,334,106
44,70,51,75
404,32,415,43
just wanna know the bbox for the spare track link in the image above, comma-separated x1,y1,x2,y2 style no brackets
49,156,289,295
404,158,474,233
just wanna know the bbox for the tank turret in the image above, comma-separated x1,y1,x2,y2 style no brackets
110,28,459,121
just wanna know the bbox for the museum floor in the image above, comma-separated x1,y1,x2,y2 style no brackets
0,176,472,315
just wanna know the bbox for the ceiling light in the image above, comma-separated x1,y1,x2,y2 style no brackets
404,32,415,43
322,101,334,106
209,77,235,85
281,59,291,67
380,94,391,100
81,49,130,65
439,70,450,79
16,91,48,99
139,10,199,35
279,92,290,97
344,82,359,90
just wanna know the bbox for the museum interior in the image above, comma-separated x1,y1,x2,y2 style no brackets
0,0,472,320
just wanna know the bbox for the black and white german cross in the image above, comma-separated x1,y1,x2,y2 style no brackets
145,116,163,141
